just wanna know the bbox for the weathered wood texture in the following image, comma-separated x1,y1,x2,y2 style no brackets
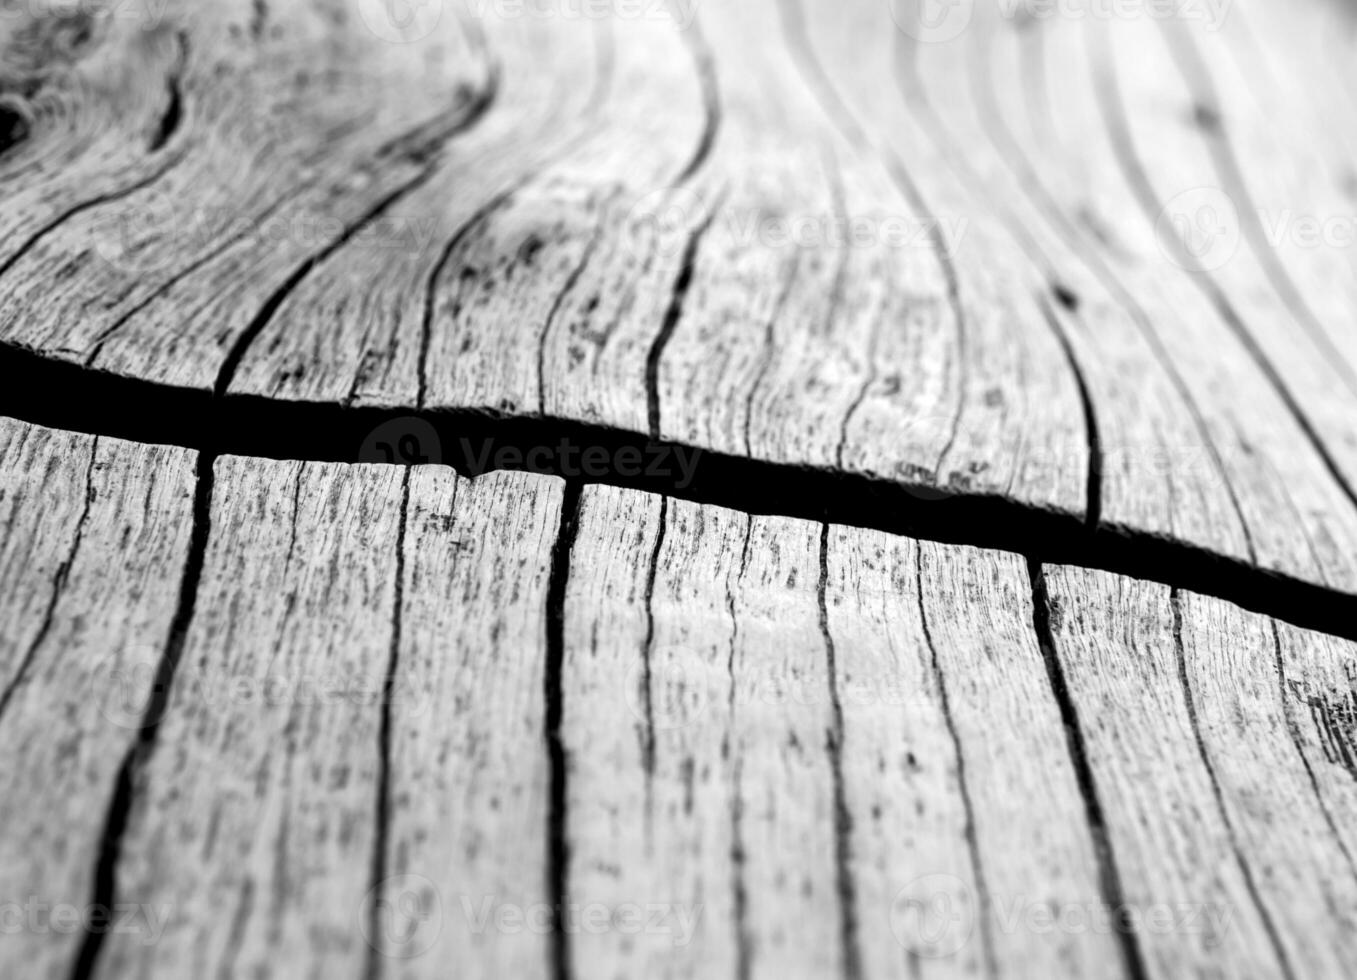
0,420,197,980
6,417,1352,978
2,0,1356,597
92,459,565,980
5,0,1357,975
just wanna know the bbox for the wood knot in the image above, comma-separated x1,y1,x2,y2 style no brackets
0,101,30,158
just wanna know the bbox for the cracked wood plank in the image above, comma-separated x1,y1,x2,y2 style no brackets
90,455,408,979
373,467,564,977
806,0,1357,593
561,486,1119,979
1,0,1356,604
1043,564,1357,979
0,419,197,980
2,416,1354,977
82,454,565,979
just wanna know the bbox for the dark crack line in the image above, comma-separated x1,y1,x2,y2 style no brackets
417,185,522,410
726,517,754,980
817,524,862,980
544,482,583,980
640,495,670,789
365,467,414,980
645,201,722,441
69,449,216,980
915,547,996,979
215,168,440,400
537,220,609,417
1028,560,1149,980
1038,295,1103,531
148,31,189,154
673,14,720,187
0,436,98,725
1171,590,1298,980
2,342,1355,643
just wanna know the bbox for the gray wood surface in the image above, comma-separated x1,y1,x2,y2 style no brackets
0,420,197,980
3,0,1357,976
1,416,1355,977
2,0,1355,597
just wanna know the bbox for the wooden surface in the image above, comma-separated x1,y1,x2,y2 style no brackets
2,417,1355,977
3,0,1357,596
3,0,1357,977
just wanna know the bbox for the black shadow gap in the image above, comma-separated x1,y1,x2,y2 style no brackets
2,342,1354,643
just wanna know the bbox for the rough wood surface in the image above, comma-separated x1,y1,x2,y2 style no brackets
1,417,1355,977
0,419,197,980
1044,564,1357,979
93,454,407,979
2,0,1356,598
5,0,1357,976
